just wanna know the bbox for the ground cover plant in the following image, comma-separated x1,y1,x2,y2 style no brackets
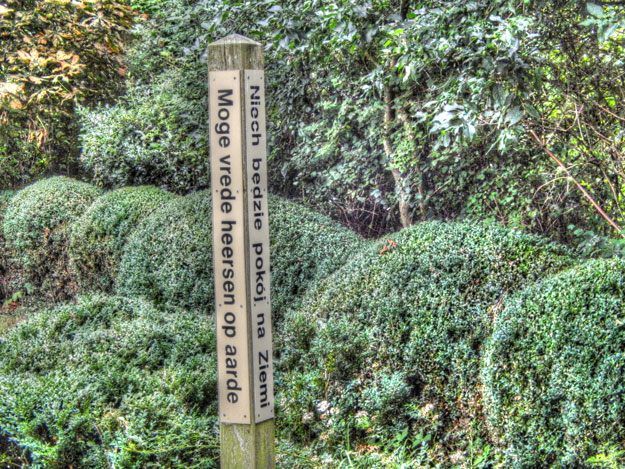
277,221,576,464
116,192,363,319
0,176,624,466
0,294,219,468
69,185,176,293
2,176,101,301
482,258,625,467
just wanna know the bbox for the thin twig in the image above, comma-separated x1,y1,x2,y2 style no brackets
530,129,624,237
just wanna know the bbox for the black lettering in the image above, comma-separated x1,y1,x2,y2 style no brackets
221,220,236,232
250,86,260,101
221,201,232,214
218,88,234,106
215,122,229,135
226,357,237,368
258,382,268,403
227,379,241,391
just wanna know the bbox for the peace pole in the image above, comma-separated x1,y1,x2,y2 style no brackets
208,34,275,468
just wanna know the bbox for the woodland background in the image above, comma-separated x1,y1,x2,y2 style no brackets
2,0,625,251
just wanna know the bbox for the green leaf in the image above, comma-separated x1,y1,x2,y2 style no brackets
505,106,523,125
586,2,604,18
598,23,619,42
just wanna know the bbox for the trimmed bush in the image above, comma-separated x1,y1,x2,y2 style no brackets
78,68,210,193
116,192,362,318
115,190,214,312
482,258,625,467
277,221,575,461
0,190,16,300
3,177,102,301
0,191,15,216
69,186,177,293
267,196,363,317
0,294,218,468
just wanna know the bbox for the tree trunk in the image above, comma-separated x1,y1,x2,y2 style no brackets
397,107,427,221
383,83,413,228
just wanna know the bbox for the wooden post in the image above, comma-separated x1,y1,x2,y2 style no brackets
208,34,275,468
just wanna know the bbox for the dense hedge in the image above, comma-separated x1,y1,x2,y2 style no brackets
277,221,575,460
116,192,363,318
267,196,363,317
0,191,16,301
78,68,210,193
0,294,218,468
115,190,213,312
69,186,176,293
482,258,625,467
3,177,102,301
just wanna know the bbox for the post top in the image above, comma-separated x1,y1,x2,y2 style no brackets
207,34,264,70
208,34,261,47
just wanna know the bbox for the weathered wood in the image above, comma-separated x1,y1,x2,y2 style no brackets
207,34,264,72
208,34,275,469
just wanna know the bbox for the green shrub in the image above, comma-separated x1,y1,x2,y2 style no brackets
115,190,214,312
267,196,363,317
482,258,625,467
116,192,362,318
0,190,15,300
0,294,218,468
277,221,575,461
3,177,102,301
78,68,210,193
69,186,176,293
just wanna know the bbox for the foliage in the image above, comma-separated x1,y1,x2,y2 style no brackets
116,191,362,318
85,0,625,243
69,185,176,293
277,221,574,463
257,0,625,240
0,0,134,188
0,294,219,468
114,190,213,312
2,176,102,301
525,1,625,240
266,196,363,318
78,67,211,192
482,258,625,467
586,443,625,469
256,0,537,231
77,0,260,193
0,190,15,301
